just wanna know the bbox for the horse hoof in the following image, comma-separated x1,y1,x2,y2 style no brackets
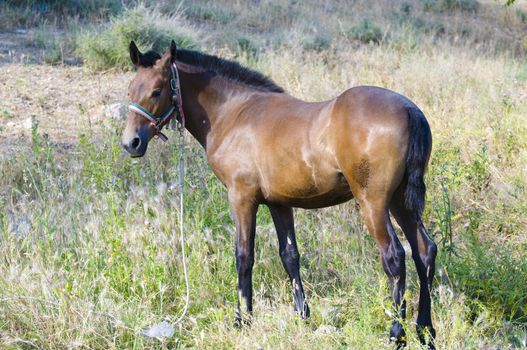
390,322,406,348
393,338,407,349
294,299,310,319
233,316,242,329
300,303,310,319
416,324,436,349
233,315,252,328
390,336,407,349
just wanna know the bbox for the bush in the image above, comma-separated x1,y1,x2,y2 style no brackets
348,19,383,44
303,34,332,52
76,5,200,71
423,0,480,13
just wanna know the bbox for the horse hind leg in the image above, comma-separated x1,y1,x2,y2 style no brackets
359,199,407,348
341,150,408,346
390,185,437,349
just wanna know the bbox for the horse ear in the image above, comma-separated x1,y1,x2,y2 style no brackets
170,40,177,63
129,41,142,67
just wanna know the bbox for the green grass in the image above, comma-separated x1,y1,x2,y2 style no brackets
76,5,200,71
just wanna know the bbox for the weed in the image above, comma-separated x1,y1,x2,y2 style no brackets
431,181,455,254
467,143,491,192
0,109,14,119
443,234,527,324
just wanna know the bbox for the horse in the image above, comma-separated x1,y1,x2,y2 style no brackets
122,40,437,348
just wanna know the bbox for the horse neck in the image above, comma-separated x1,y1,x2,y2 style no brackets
178,66,255,149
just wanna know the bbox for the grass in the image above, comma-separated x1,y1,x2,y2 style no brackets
1,0,527,348
29,23,79,65
423,0,481,13
1,43,527,348
76,5,200,71
5,1,526,69
0,0,124,30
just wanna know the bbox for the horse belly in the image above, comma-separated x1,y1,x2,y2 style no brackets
263,169,353,209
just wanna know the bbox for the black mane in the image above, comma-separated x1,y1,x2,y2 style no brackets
177,49,285,93
144,48,284,93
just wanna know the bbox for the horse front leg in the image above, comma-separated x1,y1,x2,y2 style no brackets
268,204,310,318
229,189,258,327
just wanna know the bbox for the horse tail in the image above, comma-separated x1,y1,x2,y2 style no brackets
404,107,432,216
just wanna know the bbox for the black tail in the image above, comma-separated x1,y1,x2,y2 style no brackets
404,107,432,216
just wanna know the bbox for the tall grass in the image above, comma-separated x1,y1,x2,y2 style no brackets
0,122,510,349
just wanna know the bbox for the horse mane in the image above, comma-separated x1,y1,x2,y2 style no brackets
143,48,285,93
177,49,285,93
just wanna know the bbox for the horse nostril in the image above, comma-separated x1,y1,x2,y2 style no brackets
131,137,141,149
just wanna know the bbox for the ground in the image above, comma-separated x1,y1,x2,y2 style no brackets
1,36,131,157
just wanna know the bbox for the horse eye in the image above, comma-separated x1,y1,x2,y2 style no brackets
151,89,162,98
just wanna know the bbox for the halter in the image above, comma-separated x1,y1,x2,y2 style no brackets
128,63,186,142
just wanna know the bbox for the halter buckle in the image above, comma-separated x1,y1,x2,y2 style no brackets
170,78,179,92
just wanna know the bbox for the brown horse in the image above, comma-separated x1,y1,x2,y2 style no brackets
122,41,437,348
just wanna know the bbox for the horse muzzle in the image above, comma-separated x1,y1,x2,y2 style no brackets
122,134,148,157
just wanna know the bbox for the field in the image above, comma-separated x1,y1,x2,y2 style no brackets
1,0,527,349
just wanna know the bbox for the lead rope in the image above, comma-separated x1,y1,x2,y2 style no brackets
141,128,189,340
137,63,190,337
173,125,189,327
